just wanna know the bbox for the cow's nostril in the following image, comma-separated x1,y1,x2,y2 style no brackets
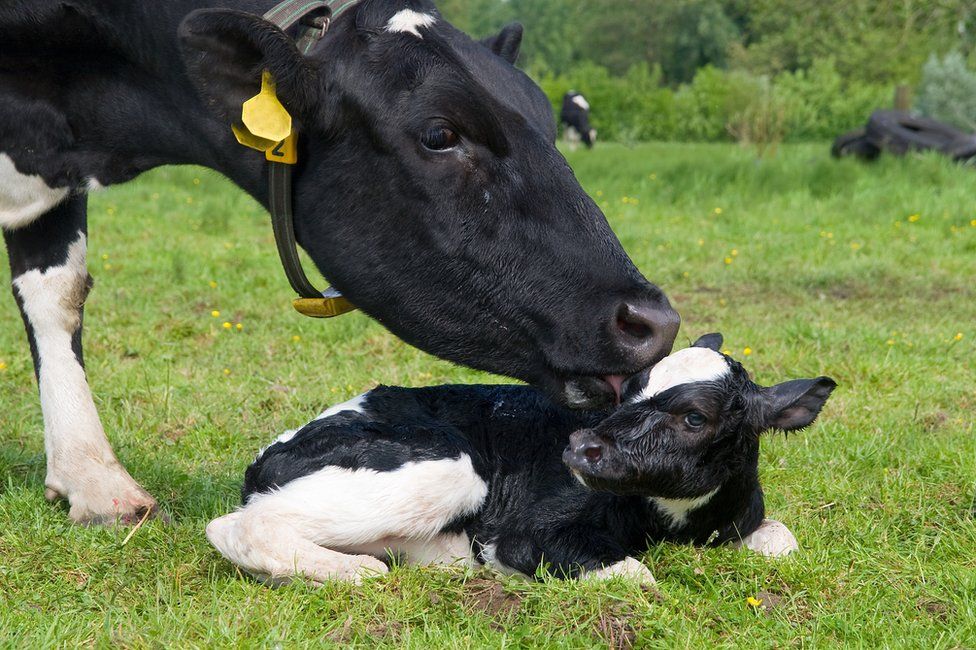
610,300,680,366
616,306,654,340
583,444,603,462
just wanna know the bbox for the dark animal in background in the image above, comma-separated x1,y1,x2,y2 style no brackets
561,91,597,149
0,0,679,524
833,110,976,162
207,334,836,585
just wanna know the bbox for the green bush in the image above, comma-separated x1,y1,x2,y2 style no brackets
537,58,890,143
916,52,976,132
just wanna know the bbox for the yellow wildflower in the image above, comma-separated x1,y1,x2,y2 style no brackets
101,253,109,260
954,332,964,341
724,257,733,265
223,368,231,376
222,322,232,329
649,173,657,180
721,349,731,355
151,192,160,200
292,335,301,343
746,596,763,608
713,207,722,215
209,280,218,289
908,214,920,223
236,323,243,331
698,238,705,246
850,242,862,251
731,249,739,257
886,339,895,346
0,361,7,371
211,310,220,318
743,347,753,356
193,177,201,185
970,219,976,227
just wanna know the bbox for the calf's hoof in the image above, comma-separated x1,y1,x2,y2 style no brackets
737,518,798,558
584,556,656,585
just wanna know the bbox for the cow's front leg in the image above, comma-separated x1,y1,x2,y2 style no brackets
4,197,157,524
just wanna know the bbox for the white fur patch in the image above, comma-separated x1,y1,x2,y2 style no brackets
13,233,153,522
650,487,720,528
245,456,487,546
571,95,590,111
86,177,104,192
385,9,436,38
0,153,69,230
736,518,798,558
212,456,487,584
639,347,729,399
314,393,368,421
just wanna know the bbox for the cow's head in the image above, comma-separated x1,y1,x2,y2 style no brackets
179,0,678,409
563,334,835,539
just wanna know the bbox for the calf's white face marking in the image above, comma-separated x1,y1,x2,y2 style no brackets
385,9,437,38
0,153,69,230
638,346,729,399
13,233,152,521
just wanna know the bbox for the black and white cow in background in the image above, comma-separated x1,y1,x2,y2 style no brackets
561,91,597,149
207,335,836,585
0,1,680,524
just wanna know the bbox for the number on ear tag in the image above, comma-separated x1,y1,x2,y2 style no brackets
242,70,292,144
266,132,298,164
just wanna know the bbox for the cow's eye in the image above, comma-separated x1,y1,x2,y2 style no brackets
421,126,459,151
684,411,707,428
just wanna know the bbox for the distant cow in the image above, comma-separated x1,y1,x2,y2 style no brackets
561,91,596,148
206,334,836,585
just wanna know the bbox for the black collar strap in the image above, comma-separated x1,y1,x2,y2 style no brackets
257,0,360,318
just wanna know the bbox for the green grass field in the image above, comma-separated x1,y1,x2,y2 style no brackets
1,143,974,647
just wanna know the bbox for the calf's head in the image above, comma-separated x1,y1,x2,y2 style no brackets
564,334,836,538
179,0,677,408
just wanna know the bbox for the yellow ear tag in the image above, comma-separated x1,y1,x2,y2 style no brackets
231,123,278,152
241,70,292,144
293,293,357,318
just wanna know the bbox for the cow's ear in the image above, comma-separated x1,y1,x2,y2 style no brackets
761,377,837,432
179,9,321,124
481,23,523,64
692,333,723,352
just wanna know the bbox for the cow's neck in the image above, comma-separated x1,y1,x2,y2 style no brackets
4,0,295,207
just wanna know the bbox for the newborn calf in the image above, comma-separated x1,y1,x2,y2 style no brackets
207,335,835,585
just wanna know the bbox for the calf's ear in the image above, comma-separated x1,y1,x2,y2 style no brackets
693,333,724,352
481,23,524,64
179,9,321,124
762,377,837,432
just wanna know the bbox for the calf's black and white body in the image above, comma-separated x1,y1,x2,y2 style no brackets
208,336,835,584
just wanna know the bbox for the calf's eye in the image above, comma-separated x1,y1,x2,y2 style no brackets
684,411,706,428
421,127,459,151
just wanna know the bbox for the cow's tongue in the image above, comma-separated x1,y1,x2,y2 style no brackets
602,375,626,405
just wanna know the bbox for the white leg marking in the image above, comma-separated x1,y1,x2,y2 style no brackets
736,518,798,558
212,456,487,584
479,542,527,577
649,487,720,529
85,177,104,192
571,95,590,111
638,347,730,400
385,9,437,38
0,153,69,230
314,392,368,421
392,532,476,567
13,233,155,523
583,557,656,585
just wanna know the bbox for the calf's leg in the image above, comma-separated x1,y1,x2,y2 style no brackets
4,197,157,524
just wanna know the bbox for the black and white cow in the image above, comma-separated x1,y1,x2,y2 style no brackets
207,335,836,585
561,91,596,149
0,1,679,524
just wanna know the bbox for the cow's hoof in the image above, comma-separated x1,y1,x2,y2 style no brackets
46,468,161,526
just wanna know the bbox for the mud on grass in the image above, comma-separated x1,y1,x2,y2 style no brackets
0,143,974,646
